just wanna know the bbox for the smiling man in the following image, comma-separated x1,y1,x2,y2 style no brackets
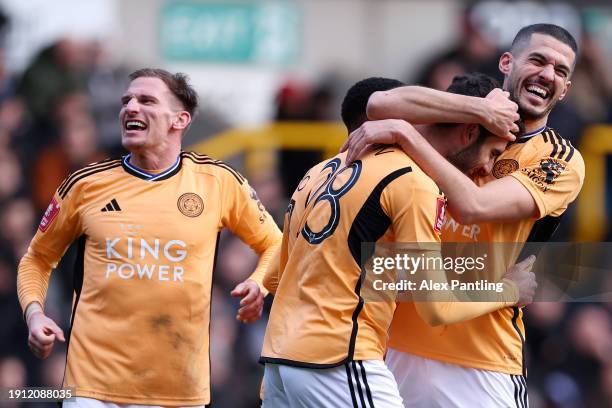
17,68,282,407
342,24,584,407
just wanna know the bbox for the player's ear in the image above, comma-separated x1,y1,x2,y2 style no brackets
461,124,479,146
172,111,191,130
558,80,571,101
499,52,512,75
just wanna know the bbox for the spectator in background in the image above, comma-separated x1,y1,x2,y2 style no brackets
30,92,105,212
0,48,25,150
411,5,500,89
277,79,336,198
0,149,23,201
0,249,24,355
0,197,35,259
86,40,130,156
276,80,319,198
17,38,89,130
567,30,612,127
0,357,27,408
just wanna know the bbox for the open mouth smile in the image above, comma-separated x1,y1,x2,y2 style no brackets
124,119,148,131
524,83,550,100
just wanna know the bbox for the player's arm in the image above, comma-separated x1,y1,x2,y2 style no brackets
345,120,537,223
262,245,282,295
222,174,282,323
262,163,324,296
399,124,582,223
18,188,81,358
414,256,537,326
261,199,294,296
366,86,519,140
382,180,531,326
407,137,538,224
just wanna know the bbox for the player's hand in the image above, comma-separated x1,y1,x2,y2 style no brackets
27,312,65,359
483,88,520,141
340,119,416,163
231,279,264,324
503,255,538,307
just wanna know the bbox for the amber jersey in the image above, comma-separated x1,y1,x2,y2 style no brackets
260,146,446,367
17,152,281,406
389,128,585,375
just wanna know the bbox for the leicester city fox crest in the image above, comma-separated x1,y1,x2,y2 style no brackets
492,159,519,179
177,192,204,217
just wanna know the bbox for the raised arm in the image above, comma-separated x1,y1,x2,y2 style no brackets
366,86,519,140
346,120,584,224
398,124,587,223
407,129,537,223
344,120,538,224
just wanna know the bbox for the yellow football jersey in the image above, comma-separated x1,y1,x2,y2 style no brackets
17,152,281,406
261,146,451,367
389,128,585,375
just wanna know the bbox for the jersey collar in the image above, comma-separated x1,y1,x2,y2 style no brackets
121,154,182,181
514,126,547,144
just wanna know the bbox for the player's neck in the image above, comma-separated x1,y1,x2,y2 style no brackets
129,147,181,171
523,117,548,134
416,124,455,157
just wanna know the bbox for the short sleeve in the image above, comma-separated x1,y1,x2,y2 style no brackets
511,151,585,218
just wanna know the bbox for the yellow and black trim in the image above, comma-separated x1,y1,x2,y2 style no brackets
182,151,245,184
510,306,527,377
546,129,575,162
58,158,122,199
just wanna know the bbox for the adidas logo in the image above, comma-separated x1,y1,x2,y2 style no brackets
101,199,122,212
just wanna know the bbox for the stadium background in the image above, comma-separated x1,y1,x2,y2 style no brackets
0,0,610,407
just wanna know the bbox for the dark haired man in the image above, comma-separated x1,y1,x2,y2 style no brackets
342,23,584,407
260,73,536,407
17,68,282,407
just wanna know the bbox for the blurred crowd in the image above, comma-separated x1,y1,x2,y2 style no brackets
0,3,610,408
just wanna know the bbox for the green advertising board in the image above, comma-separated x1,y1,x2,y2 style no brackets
160,1,300,64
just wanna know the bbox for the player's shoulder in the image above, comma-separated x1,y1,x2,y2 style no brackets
360,146,439,193
57,157,123,200
360,145,410,172
531,128,583,166
181,151,246,185
306,158,329,175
